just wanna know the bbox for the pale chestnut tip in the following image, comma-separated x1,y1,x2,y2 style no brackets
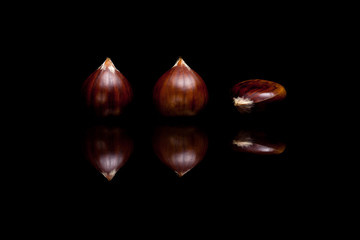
104,57,113,65
175,169,191,177
99,57,117,73
102,169,117,181
233,97,254,113
232,139,254,148
173,57,191,70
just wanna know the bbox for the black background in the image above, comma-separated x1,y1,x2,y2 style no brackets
10,2,326,234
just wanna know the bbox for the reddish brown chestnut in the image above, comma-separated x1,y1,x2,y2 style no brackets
82,58,133,117
83,126,133,181
153,57,208,116
232,130,286,155
153,126,208,177
231,79,286,113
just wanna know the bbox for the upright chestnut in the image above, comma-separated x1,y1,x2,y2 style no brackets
152,126,208,177
83,125,134,181
231,79,286,113
153,57,208,116
82,58,133,117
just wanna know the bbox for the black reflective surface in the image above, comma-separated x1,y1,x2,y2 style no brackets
25,48,308,213
38,47,301,191
42,112,294,188
13,12,319,231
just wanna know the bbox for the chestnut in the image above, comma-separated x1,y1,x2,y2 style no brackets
153,57,208,116
82,58,133,117
152,126,208,177
83,125,133,181
231,79,286,113
232,130,286,155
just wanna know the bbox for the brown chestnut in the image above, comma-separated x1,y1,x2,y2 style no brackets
153,57,208,116
232,130,286,155
231,79,286,113
82,58,133,117
152,126,208,177
83,125,133,180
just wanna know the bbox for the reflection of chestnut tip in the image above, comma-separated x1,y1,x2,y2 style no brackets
83,126,133,181
232,130,286,155
153,126,208,177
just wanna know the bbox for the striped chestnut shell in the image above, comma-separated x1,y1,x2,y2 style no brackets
231,79,286,113
82,58,133,117
153,57,208,116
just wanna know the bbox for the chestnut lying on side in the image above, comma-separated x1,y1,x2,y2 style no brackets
232,79,286,113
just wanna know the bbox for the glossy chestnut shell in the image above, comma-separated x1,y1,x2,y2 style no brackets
152,126,208,177
83,125,133,180
153,58,208,116
231,79,286,113
82,58,133,117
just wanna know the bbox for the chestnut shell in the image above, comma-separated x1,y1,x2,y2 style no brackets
153,58,208,116
232,79,286,113
82,58,133,117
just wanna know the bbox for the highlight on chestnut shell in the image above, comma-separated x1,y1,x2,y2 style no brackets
232,130,286,155
231,79,286,113
82,58,133,117
152,125,208,177
83,125,134,181
153,57,208,116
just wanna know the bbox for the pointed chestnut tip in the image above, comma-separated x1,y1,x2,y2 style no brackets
102,170,116,181
104,57,113,66
175,169,191,177
100,57,117,73
173,57,191,69
177,56,184,63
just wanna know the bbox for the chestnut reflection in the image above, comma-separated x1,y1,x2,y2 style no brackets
84,125,133,180
153,126,208,177
232,130,286,155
